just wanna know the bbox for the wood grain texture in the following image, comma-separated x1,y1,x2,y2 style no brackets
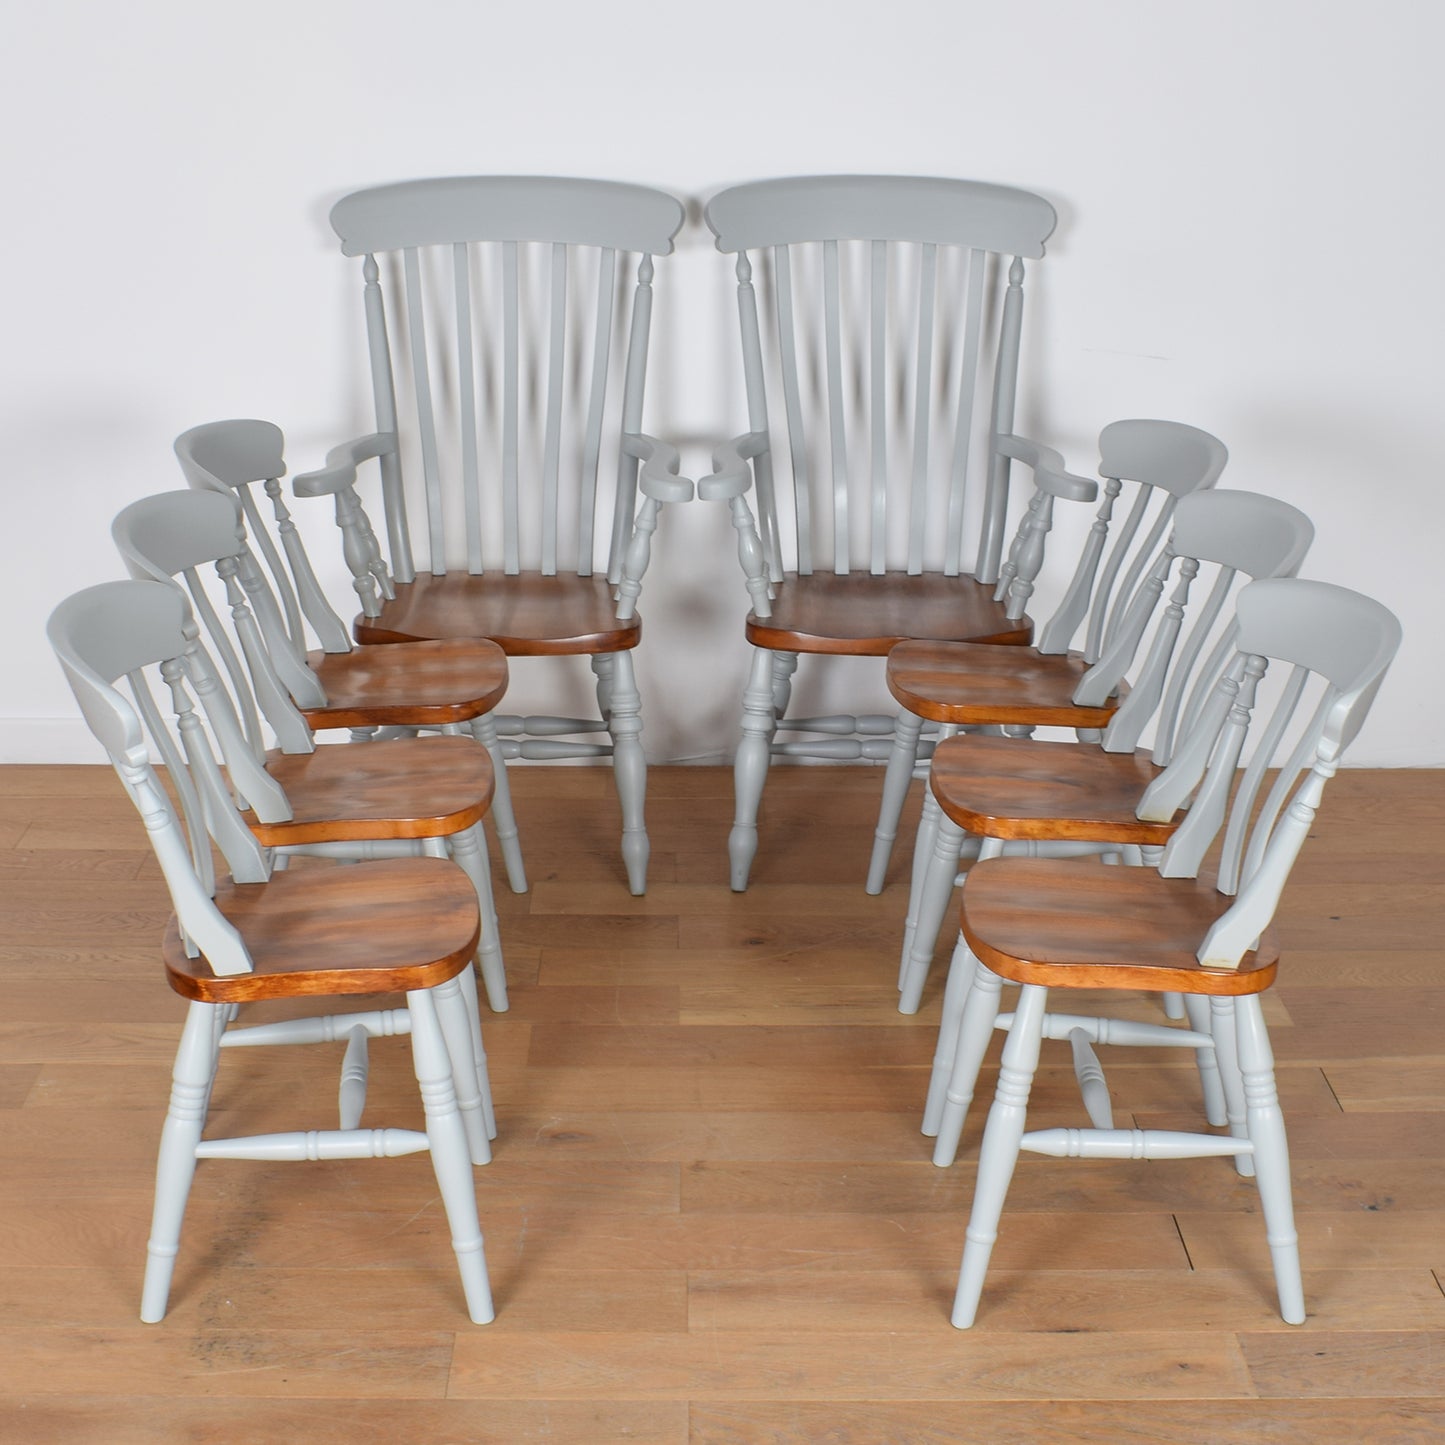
887,637,1118,723
302,636,509,729
1,764,1443,1431
353,572,642,654
745,572,1032,655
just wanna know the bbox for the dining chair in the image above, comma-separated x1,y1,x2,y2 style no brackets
941,576,1401,1327
112,487,511,1013
175,417,527,894
48,579,496,1325
867,417,1229,894
696,174,1099,890
896,488,1315,1015
304,176,693,895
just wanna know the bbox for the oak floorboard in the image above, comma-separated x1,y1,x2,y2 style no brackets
0,763,1441,1426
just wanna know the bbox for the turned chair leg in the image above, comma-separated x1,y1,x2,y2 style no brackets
468,712,527,895
445,824,509,1014
867,711,924,895
952,983,1048,1328
407,988,495,1325
898,813,976,1015
142,1001,224,1323
931,953,1006,1164
730,646,781,891
604,650,649,896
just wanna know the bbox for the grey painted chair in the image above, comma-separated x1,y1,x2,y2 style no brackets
895,487,1313,1015
111,487,511,1013
174,417,527,895
696,175,1099,890
944,577,1401,1328
870,418,1229,896
48,579,495,1325
300,176,693,895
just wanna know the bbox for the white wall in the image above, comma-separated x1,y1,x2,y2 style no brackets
6,0,1441,765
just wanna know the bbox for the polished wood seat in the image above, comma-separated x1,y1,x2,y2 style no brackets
927,733,1166,842
886,641,1115,726
354,572,643,655
302,638,508,729
248,735,492,845
745,574,1031,656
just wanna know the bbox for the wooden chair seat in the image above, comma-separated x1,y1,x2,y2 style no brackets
961,856,1279,996
301,638,508,730
354,573,642,655
929,734,1169,842
162,857,481,1003
745,573,1032,656
249,735,493,846
887,640,1120,726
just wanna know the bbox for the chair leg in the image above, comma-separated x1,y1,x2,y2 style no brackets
141,1001,224,1323
1211,996,1255,1178
1235,995,1304,1323
591,652,616,718
898,812,975,1015
867,710,923,895
469,712,527,895
447,824,509,1013
431,975,492,1166
730,646,782,891
931,953,1006,1164
769,651,797,717
1183,994,1228,1127
952,983,1047,1328
604,649,649,896
407,987,495,1325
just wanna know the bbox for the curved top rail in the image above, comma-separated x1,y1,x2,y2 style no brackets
331,176,686,256
704,175,1056,256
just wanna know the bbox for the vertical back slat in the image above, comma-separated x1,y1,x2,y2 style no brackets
907,243,938,575
977,255,1026,583
501,241,521,575
737,253,781,580
453,242,483,574
945,249,986,577
773,246,811,575
362,255,413,582
577,246,616,576
823,240,849,574
609,254,653,584
541,242,568,576
868,240,887,575
402,247,446,575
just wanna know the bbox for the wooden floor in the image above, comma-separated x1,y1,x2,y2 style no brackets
2,763,1443,1442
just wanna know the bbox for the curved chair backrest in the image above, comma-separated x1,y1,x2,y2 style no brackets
327,175,686,586
1137,577,1400,966
47,580,269,976
1035,419,1229,662
176,420,356,658
113,489,318,756
1093,489,1315,761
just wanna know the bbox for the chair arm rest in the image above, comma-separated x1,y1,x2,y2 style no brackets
291,433,399,498
697,431,769,502
622,433,694,504
996,433,1098,503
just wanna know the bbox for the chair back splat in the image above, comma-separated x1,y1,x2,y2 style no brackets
48,580,495,1326
296,177,693,895
699,175,1102,890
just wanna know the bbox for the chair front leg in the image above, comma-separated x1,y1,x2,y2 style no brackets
467,713,527,895
898,820,984,1015
444,824,509,1014
407,987,494,1325
142,1001,224,1323
729,646,784,891
951,982,1048,1329
930,952,1006,1163
604,649,649,896
867,710,924,895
